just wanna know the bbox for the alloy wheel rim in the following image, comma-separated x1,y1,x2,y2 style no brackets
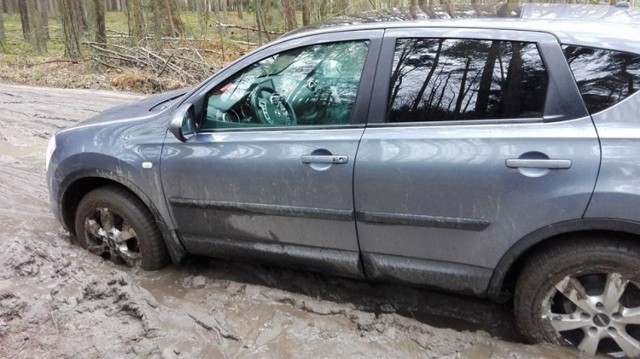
83,207,141,267
542,272,640,357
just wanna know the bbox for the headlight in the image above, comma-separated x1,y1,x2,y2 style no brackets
45,135,56,172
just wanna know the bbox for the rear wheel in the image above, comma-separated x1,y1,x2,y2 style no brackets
74,186,169,270
515,237,640,357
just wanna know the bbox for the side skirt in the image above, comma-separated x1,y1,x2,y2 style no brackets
181,234,365,280
361,252,492,296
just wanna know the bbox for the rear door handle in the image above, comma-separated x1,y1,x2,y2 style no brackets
300,155,349,164
505,159,572,169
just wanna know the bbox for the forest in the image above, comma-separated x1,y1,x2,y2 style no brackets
0,0,636,92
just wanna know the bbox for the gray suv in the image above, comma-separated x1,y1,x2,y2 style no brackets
47,10,640,357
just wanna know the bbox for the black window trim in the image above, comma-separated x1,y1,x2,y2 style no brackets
195,123,366,134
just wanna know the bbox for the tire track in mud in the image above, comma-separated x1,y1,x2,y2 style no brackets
0,83,593,359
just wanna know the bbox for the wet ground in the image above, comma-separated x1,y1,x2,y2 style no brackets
0,83,596,358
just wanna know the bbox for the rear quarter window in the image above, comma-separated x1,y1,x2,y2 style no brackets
563,45,640,114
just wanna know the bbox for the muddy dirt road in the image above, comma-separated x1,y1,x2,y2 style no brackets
0,83,592,358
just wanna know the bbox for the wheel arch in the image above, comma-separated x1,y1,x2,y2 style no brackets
488,219,640,302
59,170,187,263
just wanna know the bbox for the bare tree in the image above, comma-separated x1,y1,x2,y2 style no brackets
59,0,81,57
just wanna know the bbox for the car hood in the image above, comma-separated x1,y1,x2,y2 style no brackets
75,88,190,127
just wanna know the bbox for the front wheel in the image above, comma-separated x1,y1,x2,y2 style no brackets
515,237,640,357
74,186,169,270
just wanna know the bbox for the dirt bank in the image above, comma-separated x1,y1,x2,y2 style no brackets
0,83,593,358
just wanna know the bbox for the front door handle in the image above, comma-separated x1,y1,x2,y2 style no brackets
505,159,572,169
300,155,349,164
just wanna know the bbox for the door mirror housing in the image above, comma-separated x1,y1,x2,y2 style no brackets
170,104,196,142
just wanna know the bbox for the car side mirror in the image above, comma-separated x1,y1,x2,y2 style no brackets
170,104,196,142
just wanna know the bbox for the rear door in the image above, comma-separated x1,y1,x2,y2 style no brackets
353,28,600,294
161,31,382,278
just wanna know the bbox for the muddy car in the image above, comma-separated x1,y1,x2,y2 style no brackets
47,8,640,357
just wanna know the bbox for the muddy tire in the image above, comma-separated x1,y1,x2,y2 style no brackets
74,186,169,270
514,237,640,357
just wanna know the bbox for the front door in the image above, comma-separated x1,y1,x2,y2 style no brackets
161,35,381,278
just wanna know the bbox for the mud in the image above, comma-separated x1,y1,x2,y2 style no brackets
0,83,596,358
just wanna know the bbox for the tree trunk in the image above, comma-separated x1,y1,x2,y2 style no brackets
236,0,243,19
454,57,471,116
5,0,18,14
220,0,227,23
59,0,81,57
196,0,209,38
302,0,311,26
164,0,184,37
409,0,417,19
214,0,225,61
334,0,348,16
19,0,30,41
88,0,105,43
255,0,262,45
128,0,145,42
0,5,5,44
36,0,50,40
71,0,87,35
418,0,435,18
411,39,444,113
149,0,184,38
475,41,500,118
48,0,59,20
150,0,162,46
29,0,46,51
19,0,47,52
284,0,296,31
502,42,524,117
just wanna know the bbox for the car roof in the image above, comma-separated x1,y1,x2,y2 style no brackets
280,4,640,54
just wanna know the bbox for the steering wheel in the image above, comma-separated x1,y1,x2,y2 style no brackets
249,86,297,126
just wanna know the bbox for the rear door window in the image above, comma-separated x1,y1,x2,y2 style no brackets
387,38,548,123
563,45,640,114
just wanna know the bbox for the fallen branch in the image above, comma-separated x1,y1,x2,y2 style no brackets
26,58,90,67
215,21,284,36
81,41,218,85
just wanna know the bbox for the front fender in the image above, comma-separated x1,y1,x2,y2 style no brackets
55,159,187,263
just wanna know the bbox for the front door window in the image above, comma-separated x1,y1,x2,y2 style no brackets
202,41,370,130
